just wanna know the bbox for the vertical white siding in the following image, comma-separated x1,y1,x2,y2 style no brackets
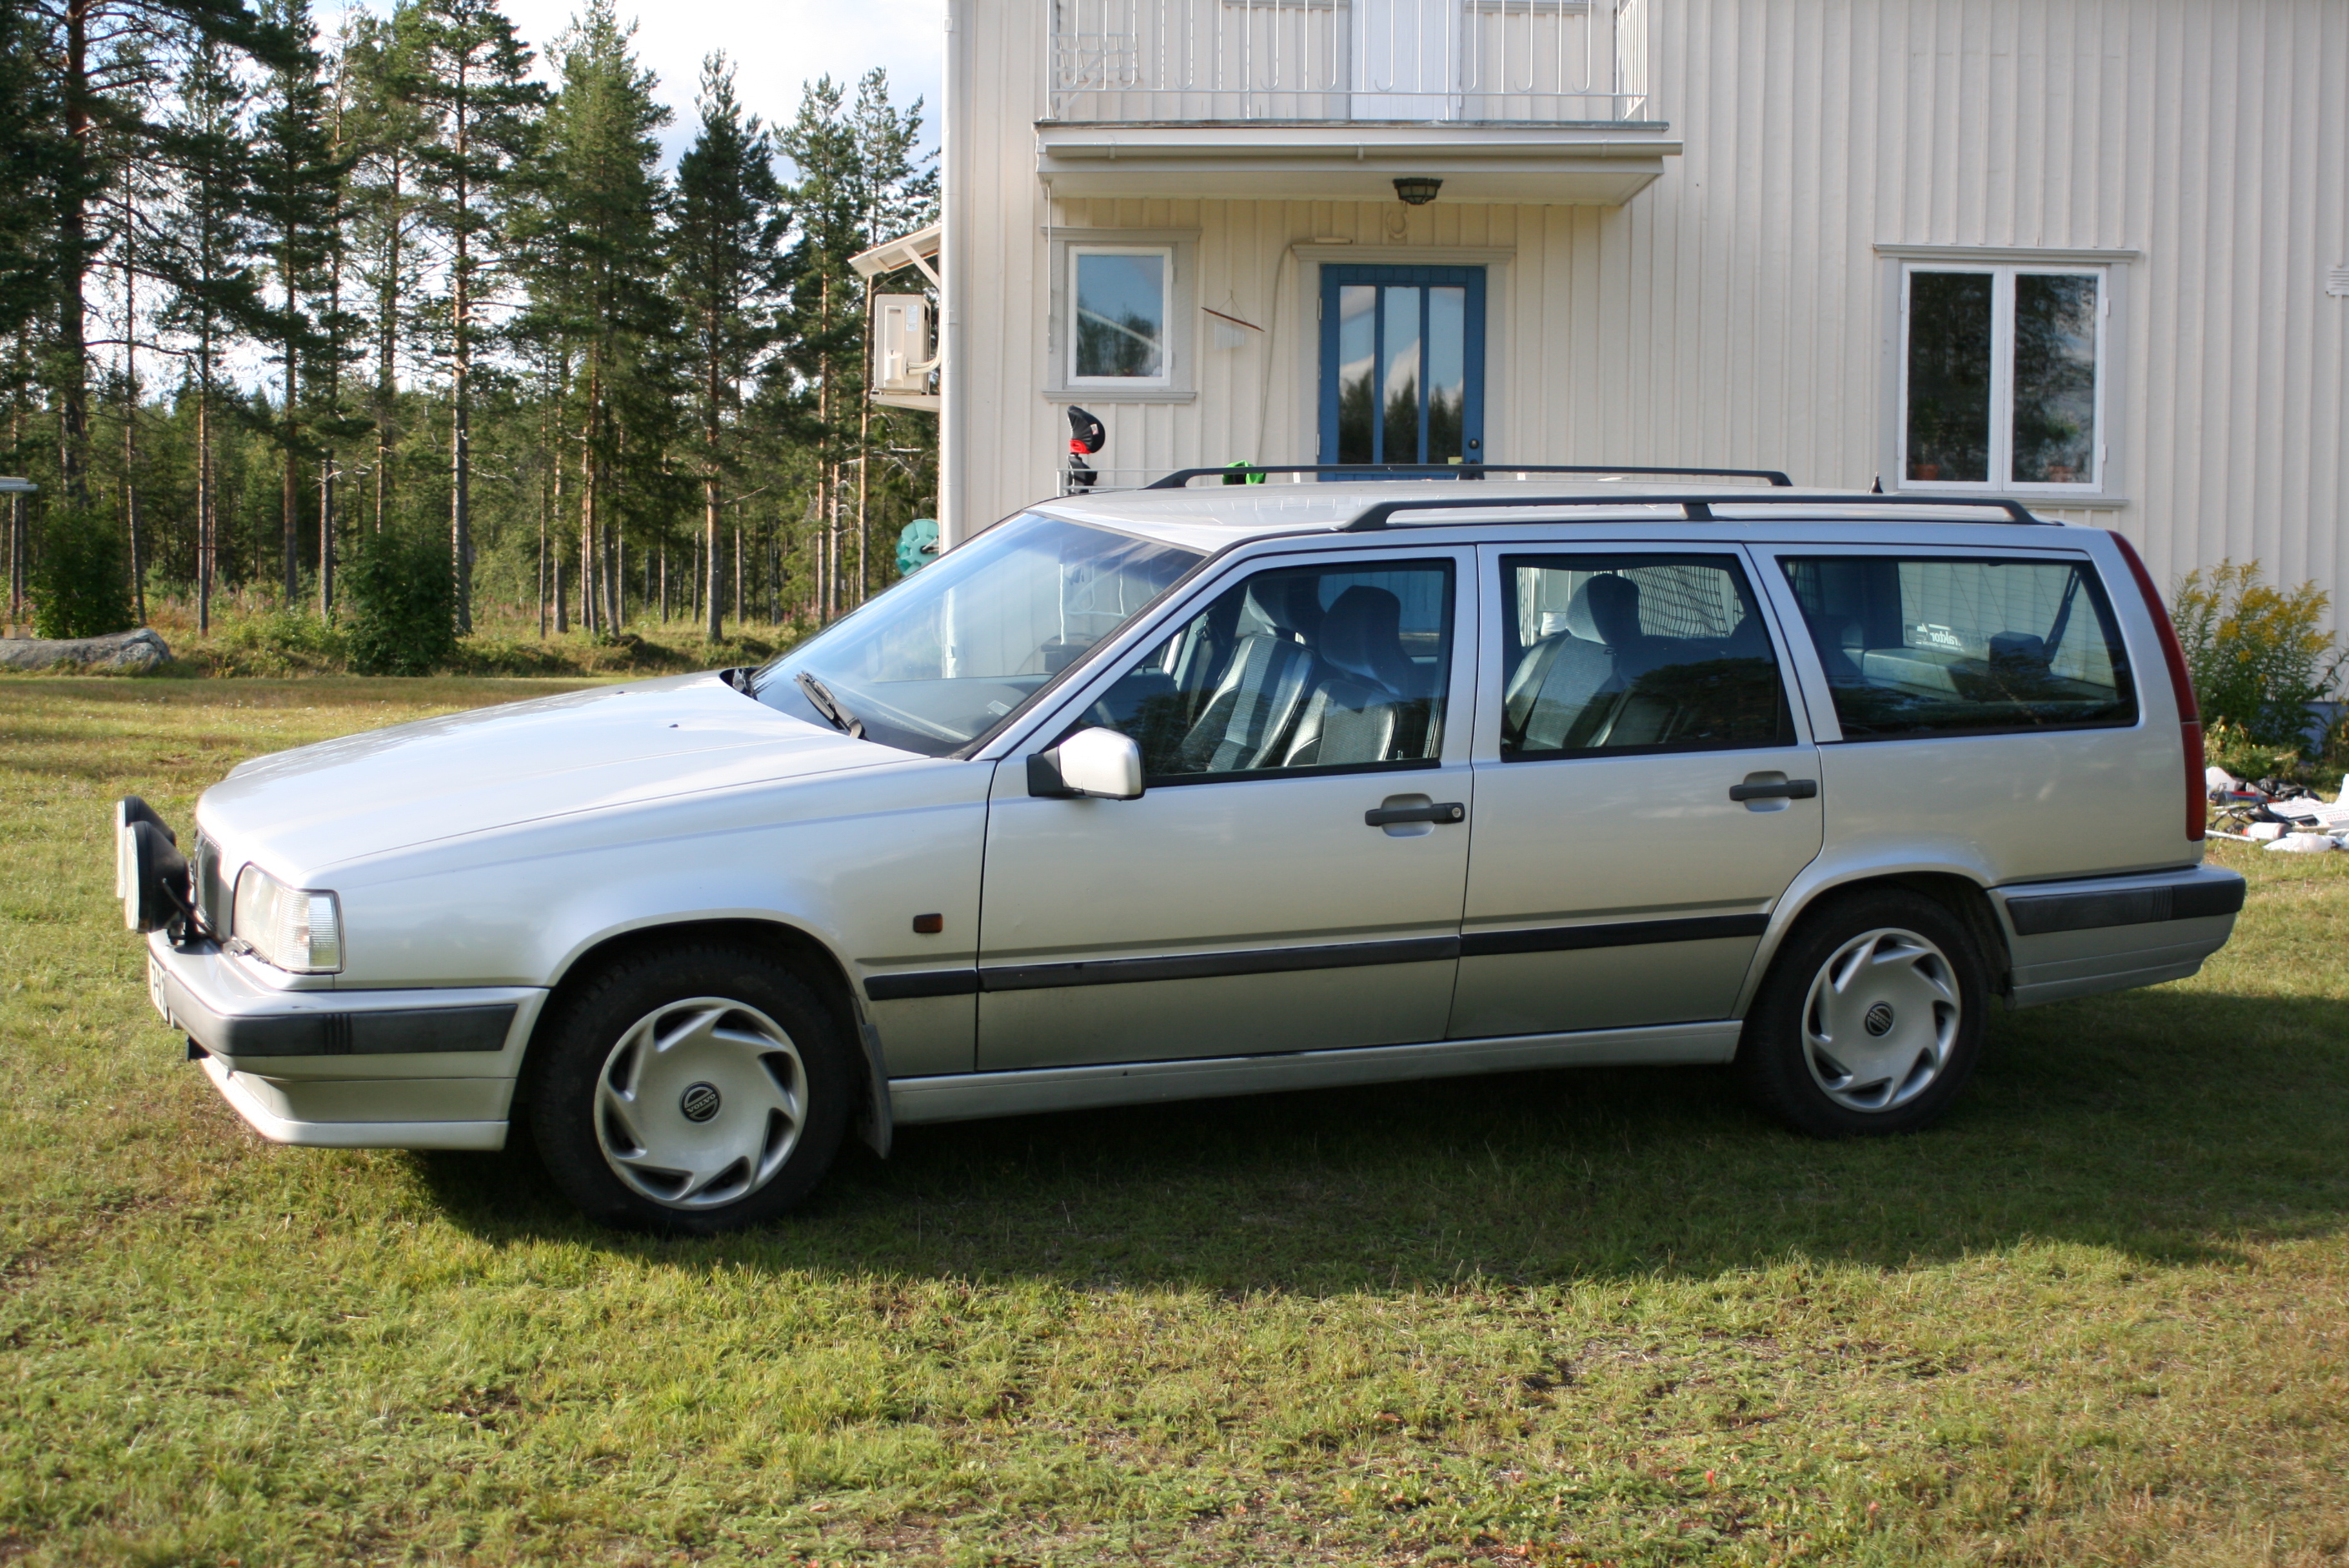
949,0,2349,612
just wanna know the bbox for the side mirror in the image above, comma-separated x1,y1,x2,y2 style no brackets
1027,726,1144,801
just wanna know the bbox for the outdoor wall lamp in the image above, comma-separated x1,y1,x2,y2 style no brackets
1392,177,1443,205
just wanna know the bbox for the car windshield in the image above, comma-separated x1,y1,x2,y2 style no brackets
749,512,1205,756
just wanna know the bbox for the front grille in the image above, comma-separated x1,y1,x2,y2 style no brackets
193,835,230,937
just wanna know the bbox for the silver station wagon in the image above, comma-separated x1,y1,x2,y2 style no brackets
118,470,2245,1231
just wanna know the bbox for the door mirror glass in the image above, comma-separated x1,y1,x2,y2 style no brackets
1034,726,1144,800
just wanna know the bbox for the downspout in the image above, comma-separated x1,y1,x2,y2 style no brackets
1256,244,1304,467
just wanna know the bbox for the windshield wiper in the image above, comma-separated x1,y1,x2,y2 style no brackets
794,671,865,740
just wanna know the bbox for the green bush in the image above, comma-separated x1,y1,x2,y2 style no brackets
30,506,133,640
207,608,348,676
2171,560,2345,750
342,526,455,676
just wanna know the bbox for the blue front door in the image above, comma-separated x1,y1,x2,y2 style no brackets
1318,265,1487,466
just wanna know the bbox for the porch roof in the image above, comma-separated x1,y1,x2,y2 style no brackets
1034,121,1678,204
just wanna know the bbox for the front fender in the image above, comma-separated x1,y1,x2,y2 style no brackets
324,758,993,1079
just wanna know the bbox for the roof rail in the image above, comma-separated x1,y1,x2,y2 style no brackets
1144,462,1795,490
1342,492,2049,531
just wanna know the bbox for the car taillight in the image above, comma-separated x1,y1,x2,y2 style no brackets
2106,530,2204,842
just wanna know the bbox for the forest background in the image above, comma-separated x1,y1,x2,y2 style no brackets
1,0,938,671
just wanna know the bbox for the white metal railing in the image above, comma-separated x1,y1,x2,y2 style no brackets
1046,0,1651,124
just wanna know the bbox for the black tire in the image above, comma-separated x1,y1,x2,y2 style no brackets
1736,887,1988,1138
526,942,855,1233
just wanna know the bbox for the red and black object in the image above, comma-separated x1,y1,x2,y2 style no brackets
1066,405,1105,490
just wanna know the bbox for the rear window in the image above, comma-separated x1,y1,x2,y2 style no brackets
1780,555,2135,740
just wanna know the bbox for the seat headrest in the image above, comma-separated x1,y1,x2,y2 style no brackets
1320,585,1412,692
1245,573,1325,639
1564,575,1643,648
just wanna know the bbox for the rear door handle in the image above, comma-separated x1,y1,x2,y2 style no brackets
1365,802,1466,827
1728,778,1818,802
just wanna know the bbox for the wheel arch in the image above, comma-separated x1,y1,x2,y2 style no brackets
1738,867,2012,1020
516,915,888,1153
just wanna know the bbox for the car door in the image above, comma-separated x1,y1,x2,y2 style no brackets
976,547,1476,1071
1449,545,1824,1038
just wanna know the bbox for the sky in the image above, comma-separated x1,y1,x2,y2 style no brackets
341,0,945,167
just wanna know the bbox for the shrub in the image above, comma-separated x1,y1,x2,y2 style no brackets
30,506,133,640
207,608,348,676
2170,560,2345,749
342,526,455,676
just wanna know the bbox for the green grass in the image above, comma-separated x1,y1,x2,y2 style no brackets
3,675,2346,1566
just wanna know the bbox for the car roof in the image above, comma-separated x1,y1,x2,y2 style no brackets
1028,478,2083,555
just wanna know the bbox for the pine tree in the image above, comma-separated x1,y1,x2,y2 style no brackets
250,0,352,605
342,3,430,539
671,53,784,643
410,0,539,633
18,0,282,507
521,0,669,639
0,2,73,344
778,69,934,618
150,32,264,634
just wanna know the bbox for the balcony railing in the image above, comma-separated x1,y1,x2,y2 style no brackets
1047,0,1651,124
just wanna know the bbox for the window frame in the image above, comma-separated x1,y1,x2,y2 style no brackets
1769,549,2141,746
1491,550,1798,764
1052,550,1468,790
1874,245,2135,509
1062,242,1178,393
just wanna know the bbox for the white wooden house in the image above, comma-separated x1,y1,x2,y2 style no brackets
863,0,2347,609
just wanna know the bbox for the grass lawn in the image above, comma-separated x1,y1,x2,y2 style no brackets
3,675,2346,1567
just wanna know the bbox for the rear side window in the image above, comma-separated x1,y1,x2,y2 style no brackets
1780,555,2136,740
1498,555,1793,759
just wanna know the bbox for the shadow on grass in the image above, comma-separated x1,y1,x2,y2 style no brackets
413,984,2349,1290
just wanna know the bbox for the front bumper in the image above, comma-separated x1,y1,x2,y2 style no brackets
148,932,546,1151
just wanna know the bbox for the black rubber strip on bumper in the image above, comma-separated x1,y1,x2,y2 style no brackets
2004,876,2246,937
192,1003,517,1058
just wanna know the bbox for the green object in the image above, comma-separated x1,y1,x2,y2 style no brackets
343,526,457,676
897,518,940,576
1220,461,1266,486
31,505,133,640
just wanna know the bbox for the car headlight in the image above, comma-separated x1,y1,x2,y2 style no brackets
231,865,343,973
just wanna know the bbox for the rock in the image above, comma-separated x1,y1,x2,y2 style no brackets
0,627,172,673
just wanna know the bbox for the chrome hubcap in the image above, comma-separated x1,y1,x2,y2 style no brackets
1802,927,1960,1113
593,997,807,1209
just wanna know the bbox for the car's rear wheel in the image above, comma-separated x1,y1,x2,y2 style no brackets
527,942,853,1232
1737,888,1988,1138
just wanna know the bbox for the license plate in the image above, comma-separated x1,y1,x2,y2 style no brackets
147,956,173,1028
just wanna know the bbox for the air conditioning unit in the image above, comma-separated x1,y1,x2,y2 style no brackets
871,294,935,394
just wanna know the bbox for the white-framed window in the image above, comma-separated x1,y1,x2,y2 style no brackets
1897,262,2107,494
1068,245,1174,387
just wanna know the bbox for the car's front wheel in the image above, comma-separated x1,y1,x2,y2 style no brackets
527,942,853,1232
1737,888,1988,1138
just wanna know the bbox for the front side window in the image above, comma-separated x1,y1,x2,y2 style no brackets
1780,555,2136,741
1902,265,2103,491
1070,247,1170,384
1499,555,1792,759
1081,560,1454,781
752,513,1201,756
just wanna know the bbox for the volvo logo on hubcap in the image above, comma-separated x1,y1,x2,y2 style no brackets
678,1083,722,1123
1863,1003,1896,1037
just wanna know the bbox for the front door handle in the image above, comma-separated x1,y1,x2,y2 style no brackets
1365,802,1466,827
1728,778,1818,802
